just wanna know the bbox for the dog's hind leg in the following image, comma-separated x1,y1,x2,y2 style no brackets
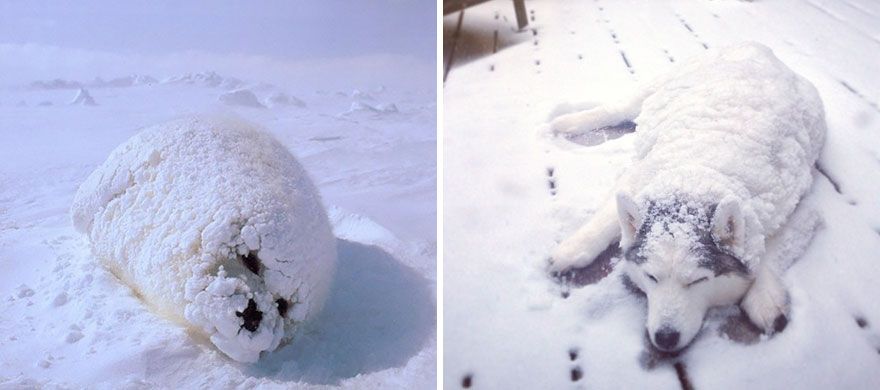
548,195,622,272
545,89,649,137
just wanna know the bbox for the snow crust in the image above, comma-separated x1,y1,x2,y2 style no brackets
70,116,337,362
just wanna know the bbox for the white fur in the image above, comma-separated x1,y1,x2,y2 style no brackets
547,42,826,343
71,116,336,362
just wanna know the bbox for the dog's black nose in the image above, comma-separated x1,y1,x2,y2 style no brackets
654,327,680,351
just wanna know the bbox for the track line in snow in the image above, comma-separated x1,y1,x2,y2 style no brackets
674,13,709,50
838,80,880,113
853,316,880,355
674,362,695,390
805,1,880,46
842,0,878,18
596,0,637,74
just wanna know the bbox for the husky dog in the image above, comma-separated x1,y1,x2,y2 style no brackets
547,42,826,352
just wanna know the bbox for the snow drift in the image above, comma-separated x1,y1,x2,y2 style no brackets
219,89,266,108
70,116,337,362
70,88,97,106
267,92,306,108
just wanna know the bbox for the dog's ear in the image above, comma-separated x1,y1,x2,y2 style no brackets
617,192,641,248
711,197,745,253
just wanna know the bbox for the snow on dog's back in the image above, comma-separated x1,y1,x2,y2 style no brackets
630,42,826,265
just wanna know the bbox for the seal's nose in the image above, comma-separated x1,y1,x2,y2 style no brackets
236,299,263,332
654,327,680,351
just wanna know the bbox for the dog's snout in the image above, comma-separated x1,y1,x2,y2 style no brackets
654,327,680,351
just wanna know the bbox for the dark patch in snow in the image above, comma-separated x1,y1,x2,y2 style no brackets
856,316,868,328
570,366,583,382
236,299,263,332
563,119,636,147
462,374,473,388
718,310,762,344
242,252,261,275
535,59,541,66
568,347,579,361
546,167,557,196
675,13,709,50
620,51,634,73
553,242,620,286
674,362,695,390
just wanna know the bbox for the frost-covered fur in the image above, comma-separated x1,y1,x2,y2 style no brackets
547,42,825,349
71,116,336,362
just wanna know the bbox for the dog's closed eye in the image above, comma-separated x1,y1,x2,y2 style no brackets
687,277,709,287
646,273,658,283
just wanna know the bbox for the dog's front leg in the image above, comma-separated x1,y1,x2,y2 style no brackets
741,263,790,334
548,196,621,272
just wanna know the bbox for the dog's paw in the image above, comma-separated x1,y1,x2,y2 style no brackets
547,243,590,273
741,274,790,334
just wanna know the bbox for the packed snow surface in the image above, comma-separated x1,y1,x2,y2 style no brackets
0,70,435,386
444,0,880,389
71,116,337,363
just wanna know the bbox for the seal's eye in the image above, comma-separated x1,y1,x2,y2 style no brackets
645,273,658,283
687,277,709,287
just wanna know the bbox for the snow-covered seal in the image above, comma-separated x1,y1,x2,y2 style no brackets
71,116,336,362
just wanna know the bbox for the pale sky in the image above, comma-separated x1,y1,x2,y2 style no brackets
0,1,435,62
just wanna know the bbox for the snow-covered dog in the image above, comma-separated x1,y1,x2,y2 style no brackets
71,116,336,362
547,43,826,352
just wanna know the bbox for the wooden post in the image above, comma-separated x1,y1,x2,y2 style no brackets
444,7,466,82
513,0,528,30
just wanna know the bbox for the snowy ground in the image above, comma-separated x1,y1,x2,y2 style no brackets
0,69,436,387
444,0,880,389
